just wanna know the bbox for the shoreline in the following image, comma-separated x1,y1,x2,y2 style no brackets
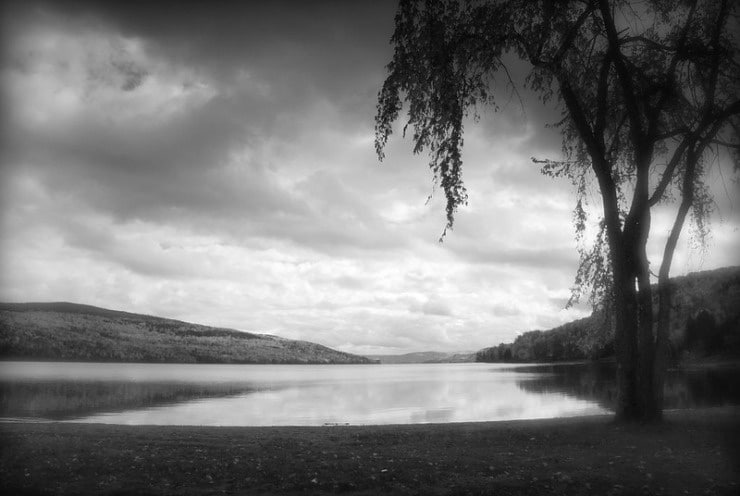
2,407,738,495
0,411,616,427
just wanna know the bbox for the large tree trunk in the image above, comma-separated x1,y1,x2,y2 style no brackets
632,191,660,421
612,265,641,421
636,249,659,421
612,262,660,422
609,221,660,422
592,161,654,422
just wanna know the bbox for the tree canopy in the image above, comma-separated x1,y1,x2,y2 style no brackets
376,0,739,421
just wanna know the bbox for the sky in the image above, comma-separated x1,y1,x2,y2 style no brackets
1,0,738,356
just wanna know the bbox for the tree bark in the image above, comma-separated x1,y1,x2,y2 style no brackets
636,244,658,421
633,160,659,422
612,264,641,421
589,156,645,422
612,246,659,422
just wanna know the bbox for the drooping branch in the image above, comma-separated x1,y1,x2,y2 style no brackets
558,78,602,163
550,2,596,66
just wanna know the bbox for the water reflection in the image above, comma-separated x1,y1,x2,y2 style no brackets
0,381,258,420
1,361,736,426
513,363,617,410
0,362,605,425
74,375,604,426
514,362,740,410
665,367,740,409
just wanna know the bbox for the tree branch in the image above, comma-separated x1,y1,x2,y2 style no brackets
710,139,740,149
594,53,613,147
645,0,698,143
653,127,690,141
649,101,740,207
648,138,692,207
598,0,644,143
551,1,596,66
559,78,602,161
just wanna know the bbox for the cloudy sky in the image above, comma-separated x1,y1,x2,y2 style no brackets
1,0,738,356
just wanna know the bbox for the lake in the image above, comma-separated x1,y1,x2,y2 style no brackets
1,361,738,426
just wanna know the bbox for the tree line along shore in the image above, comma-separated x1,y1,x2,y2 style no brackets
476,267,740,364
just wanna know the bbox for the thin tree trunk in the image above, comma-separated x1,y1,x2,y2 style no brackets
654,276,671,420
654,148,699,418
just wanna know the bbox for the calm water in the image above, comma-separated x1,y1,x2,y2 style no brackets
1,361,738,426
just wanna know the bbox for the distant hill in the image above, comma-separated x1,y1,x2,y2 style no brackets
0,302,374,364
476,266,740,363
367,351,475,364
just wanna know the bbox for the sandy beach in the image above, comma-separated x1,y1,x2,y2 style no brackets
1,407,738,495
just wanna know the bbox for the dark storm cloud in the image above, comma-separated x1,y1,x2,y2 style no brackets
1,0,401,254
15,0,397,100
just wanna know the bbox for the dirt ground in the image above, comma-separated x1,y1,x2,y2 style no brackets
1,408,739,495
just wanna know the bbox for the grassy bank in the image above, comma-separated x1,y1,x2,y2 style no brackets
1,408,739,495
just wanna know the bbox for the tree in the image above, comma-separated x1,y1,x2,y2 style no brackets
375,0,739,421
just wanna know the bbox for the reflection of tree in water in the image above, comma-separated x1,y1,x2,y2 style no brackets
514,363,618,411
515,364,740,412
0,381,260,420
666,368,740,409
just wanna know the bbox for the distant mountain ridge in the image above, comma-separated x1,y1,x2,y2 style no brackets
0,302,373,364
368,351,475,364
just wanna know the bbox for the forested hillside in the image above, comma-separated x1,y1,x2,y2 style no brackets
477,267,740,363
0,303,374,364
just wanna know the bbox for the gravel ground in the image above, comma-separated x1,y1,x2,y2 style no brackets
1,408,738,495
